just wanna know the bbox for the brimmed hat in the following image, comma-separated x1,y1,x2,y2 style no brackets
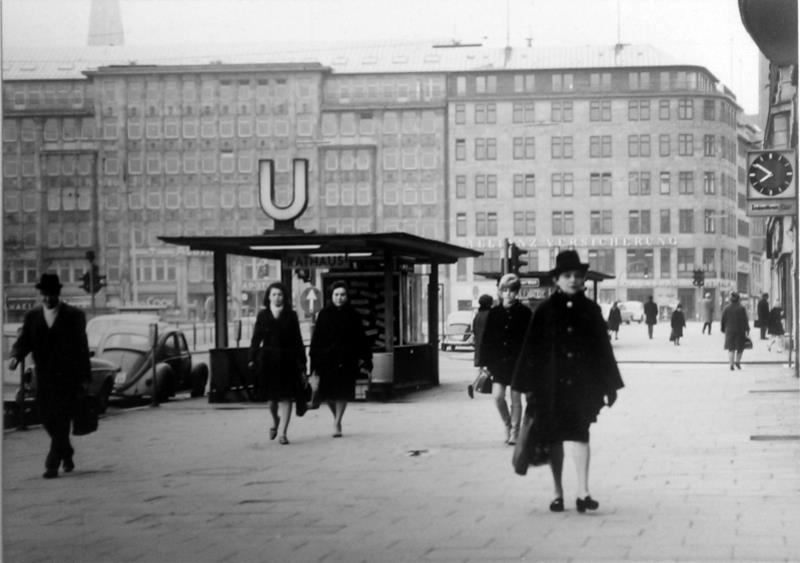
35,273,62,294
550,250,589,278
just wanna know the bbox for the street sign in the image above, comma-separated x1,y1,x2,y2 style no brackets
300,287,323,315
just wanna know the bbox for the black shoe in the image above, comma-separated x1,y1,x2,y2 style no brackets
279,435,289,445
735,362,741,370
730,365,734,371
576,496,599,513
467,385,474,399
43,469,58,479
62,457,74,473
549,497,564,512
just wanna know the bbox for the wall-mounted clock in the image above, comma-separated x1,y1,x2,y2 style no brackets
748,152,795,196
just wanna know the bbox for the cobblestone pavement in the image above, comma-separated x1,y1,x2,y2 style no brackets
3,321,798,562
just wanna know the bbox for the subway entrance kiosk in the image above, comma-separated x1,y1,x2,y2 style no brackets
161,232,481,401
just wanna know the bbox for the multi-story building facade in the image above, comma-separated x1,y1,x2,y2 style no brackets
2,43,763,322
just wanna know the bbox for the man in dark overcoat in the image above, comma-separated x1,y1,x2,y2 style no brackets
9,273,91,478
644,295,658,339
757,293,770,340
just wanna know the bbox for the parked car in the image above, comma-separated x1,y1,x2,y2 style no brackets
86,313,160,354
440,311,475,351
3,324,119,427
94,323,208,401
620,301,645,324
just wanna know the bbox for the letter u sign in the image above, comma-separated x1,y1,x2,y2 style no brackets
258,159,309,230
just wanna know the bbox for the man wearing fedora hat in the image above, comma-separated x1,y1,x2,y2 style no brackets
9,273,91,478
512,250,623,513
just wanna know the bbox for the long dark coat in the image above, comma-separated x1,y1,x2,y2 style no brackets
670,310,686,339
309,304,372,401
472,308,490,367
478,301,532,386
720,302,750,351
757,298,770,327
11,303,91,420
768,307,784,336
512,290,624,441
248,307,306,401
607,306,622,331
644,300,658,325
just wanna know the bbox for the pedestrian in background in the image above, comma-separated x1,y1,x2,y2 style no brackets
512,250,624,514
700,293,714,335
248,282,307,445
644,295,658,339
606,301,622,341
467,294,493,398
309,281,372,438
757,293,770,340
670,303,686,346
478,274,531,445
720,292,750,371
767,300,785,353
9,274,91,479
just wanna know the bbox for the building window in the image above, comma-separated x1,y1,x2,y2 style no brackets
628,135,651,157
590,210,613,234
703,99,716,120
455,103,465,125
704,209,716,233
629,71,650,90
677,98,694,120
678,209,695,233
455,139,465,160
703,134,716,156
551,173,574,197
552,211,574,235
660,248,671,278
513,137,535,159
551,101,573,122
678,171,694,194
456,213,467,236
659,100,670,120
513,174,535,197
628,210,651,234
703,172,716,194
628,100,651,120
589,72,611,91
628,171,651,195
474,138,496,160
677,248,695,275
659,209,671,233
551,136,573,159
589,249,615,273
627,248,654,278
678,133,694,156
703,248,716,276
456,76,466,96
455,175,466,198
659,134,671,156
589,100,612,121
590,172,612,196
552,73,574,92
589,135,612,158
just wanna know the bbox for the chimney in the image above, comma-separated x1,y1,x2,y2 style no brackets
88,0,124,46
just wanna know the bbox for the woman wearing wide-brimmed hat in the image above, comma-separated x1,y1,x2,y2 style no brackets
477,273,531,445
512,250,624,514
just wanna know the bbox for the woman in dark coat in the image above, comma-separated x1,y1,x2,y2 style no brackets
512,250,624,514
478,274,532,445
670,303,686,346
248,282,307,444
309,281,372,438
467,294,494,398
720,291,750,370
767,300,785,353
607,302,622,340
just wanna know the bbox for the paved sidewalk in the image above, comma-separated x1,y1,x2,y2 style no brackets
2,334,798,562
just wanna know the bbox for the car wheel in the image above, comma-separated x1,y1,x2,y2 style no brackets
190,363,209,398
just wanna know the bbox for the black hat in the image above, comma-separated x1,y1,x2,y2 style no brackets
550,250,589,278
35,273,62,294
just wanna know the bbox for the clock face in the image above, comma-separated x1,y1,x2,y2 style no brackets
748,152,795,196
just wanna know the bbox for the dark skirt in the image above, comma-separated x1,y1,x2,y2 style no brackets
551,381,591,443
318,369,357,401
724,331,748,352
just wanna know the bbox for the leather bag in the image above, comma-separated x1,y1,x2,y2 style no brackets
72,393,100,436
472,368,493,395
512,412,551,475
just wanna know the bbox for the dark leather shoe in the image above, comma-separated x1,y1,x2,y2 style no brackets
43,469,58,479
576,496,599,513
62,457,75,473
549,497,564,512
467,385,474,399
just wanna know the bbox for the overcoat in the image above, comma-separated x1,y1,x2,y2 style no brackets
670,310,686,340
756,298,770,328
309,303,372,401
478,301,532,385
248,307,306,401
768,307,785,336
720,302,750,351
606,306,622,331
511,290,624,441
644,300,658,325
701,297,714,323
472,308,490,367
11,303,91,419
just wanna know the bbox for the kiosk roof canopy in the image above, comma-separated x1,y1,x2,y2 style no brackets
160,232,482,264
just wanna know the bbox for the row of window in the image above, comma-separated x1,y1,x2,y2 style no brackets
453,98,723,125
454,208,738,237
453,170,740,198
453,133,738,161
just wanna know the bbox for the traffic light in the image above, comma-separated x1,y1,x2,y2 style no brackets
80,264,107,294
508,243,528,274
692,269,705,287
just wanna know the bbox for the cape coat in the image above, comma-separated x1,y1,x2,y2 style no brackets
309,303,372,401
248,307,306,401
511,290,623,430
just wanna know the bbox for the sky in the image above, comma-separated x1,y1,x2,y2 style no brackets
2,0,763,113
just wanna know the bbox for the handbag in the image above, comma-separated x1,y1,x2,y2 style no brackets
295,374,311,417
512,411,551,475
743,336,753,350
470,367,493,397
72,393,100,436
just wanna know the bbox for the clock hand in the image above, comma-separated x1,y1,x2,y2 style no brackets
754,163,774,180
